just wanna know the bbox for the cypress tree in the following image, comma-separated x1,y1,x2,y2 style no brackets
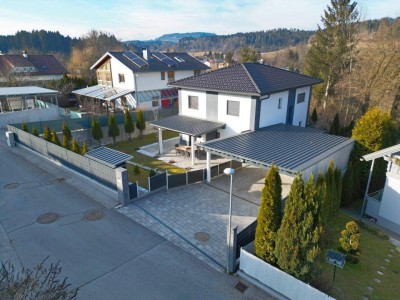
22,122,28,132
136,109,146,139
108,115,120,145
31,127,39,137
329,113,341,135
275,173,322,281
341,162,354,207
255,165,282,264
81,141,88,155
71,139,80,154
62,121,72,141
311,108,318,126
43,126,51,142
316,173,329,225
91,115,103,146
51,130,61,146
124,108,134,141
334,167,342,212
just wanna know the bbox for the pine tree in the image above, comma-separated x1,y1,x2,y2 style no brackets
43,126,51,142
62,133,70,149
124,108,134,141
51,130,61,146
275,173,322,281
62,122,72,141
108,115,120,145
311,108,318,126
255,165,282,264
329,113,341,135
71,139,80,154
91,115,103,146
136,109,146,139
22,122,28,132
31,127,39,137
81,141,88,155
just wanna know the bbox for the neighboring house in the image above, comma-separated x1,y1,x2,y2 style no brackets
73,50,209,112
362,144,400,234
0,51,67,83
150,63,354,180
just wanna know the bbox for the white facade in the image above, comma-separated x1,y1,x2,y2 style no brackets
292,86,311,127
180,89,207,119
259,91,289,128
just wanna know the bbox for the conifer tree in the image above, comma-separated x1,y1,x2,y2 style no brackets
334,167,342,211
43,126,51,142
136,109,146,139
71,139,80,154
329,113,341,135
255,165,282,264
275,174,322,281
62,122,72,141
91,115,103,146
311,108,318,126
341,162,354,207
31,127,39,137
62,133,70,149
81,141,88,155
325,161,337,217
149,169,157,177
51,130,61,146
22,122,28,132
108,115,120,145
316,173,329,225
124,108,134,141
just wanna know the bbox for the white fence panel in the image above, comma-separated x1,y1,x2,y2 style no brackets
365,197,381,219
240,248,334,300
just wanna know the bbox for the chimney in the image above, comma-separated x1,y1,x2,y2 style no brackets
142,48,150,61
22,50,28,58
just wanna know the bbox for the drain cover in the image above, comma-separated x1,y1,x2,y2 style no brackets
84,209,104,221
235,282,248,293
45,178,65,185
37,213,60,224
3,183,20,190
194,232,210,242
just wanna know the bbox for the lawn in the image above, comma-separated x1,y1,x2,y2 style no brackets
313,212,400,300
108,130,186,185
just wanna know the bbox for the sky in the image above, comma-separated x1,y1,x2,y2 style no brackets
0,0,398,41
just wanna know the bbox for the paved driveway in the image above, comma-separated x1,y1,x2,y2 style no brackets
0,132,270,300
119,181,260,271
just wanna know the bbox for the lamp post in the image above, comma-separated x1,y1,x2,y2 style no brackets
224,167,235,274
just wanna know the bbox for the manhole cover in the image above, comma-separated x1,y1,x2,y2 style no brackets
3,183,20,190
194,232,210,242
84,209,104,221
45,178,65,185
37,213,60,224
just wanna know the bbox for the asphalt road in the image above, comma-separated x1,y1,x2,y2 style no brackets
0,131,271,300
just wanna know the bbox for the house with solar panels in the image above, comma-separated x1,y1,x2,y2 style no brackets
150,63,355,181
72,49,208,113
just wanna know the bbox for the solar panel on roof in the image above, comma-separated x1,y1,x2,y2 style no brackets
123,51,148,68
152,52,177,68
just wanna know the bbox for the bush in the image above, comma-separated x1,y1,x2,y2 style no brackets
339,221,361,256
149,169,157,177
133,165,140,174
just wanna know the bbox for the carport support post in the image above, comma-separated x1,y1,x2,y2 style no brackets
361,158,375,218
191,135,195,165
158,128,163,154
206,151,211,182
116,167,130,206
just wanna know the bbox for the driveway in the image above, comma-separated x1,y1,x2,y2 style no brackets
0,132,270,299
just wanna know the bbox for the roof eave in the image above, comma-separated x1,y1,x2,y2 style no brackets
90,52,113,70
168,84,259,96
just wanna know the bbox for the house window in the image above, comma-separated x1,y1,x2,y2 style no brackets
297,92,306,104
152,100,159,107
227,100,240,116
194,69,201,76
118,74,125,83
161,72,165,80
278,98,282,109
168,71,175,83
188,95,199,110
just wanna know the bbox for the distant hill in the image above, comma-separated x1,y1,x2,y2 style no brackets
155,32,216,43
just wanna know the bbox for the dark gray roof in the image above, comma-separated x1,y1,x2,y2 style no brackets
149,115,225,136
170,63,322,96
96,52,209,73
200,124,354,174
85,146,133,168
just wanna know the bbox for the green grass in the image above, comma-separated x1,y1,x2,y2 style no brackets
313,212,400,299
126,164,150,189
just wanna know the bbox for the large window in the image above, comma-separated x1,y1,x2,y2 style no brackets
118,74,125,83
168,71,175,83
297,92,306,104
227,100,240,116
188,95,199,110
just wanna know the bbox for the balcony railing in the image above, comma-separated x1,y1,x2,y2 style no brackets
366,189,384,202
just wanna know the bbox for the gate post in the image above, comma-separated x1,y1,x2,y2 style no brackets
116,167,130,206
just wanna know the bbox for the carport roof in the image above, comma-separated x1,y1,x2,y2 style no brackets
149,115,225,136
84,146,133,168
200,124,354,175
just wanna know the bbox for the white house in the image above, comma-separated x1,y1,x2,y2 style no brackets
150,63,354,180
72,50,209,112
362,144,400,234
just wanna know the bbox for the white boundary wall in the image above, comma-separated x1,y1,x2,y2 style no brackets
0,106,60,128
239,247,334,300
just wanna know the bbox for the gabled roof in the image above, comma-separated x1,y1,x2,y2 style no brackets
91,51,209,73
170,63,323,96
0,54,68,75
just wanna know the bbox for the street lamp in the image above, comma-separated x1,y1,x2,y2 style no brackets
224,167,235,274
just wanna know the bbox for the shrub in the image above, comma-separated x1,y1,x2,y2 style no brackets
133,165,140,174
339,221,361,256
21,122,28,132
31,127,39,137
149,169,157,177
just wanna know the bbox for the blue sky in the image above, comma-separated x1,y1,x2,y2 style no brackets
0,0,398,40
